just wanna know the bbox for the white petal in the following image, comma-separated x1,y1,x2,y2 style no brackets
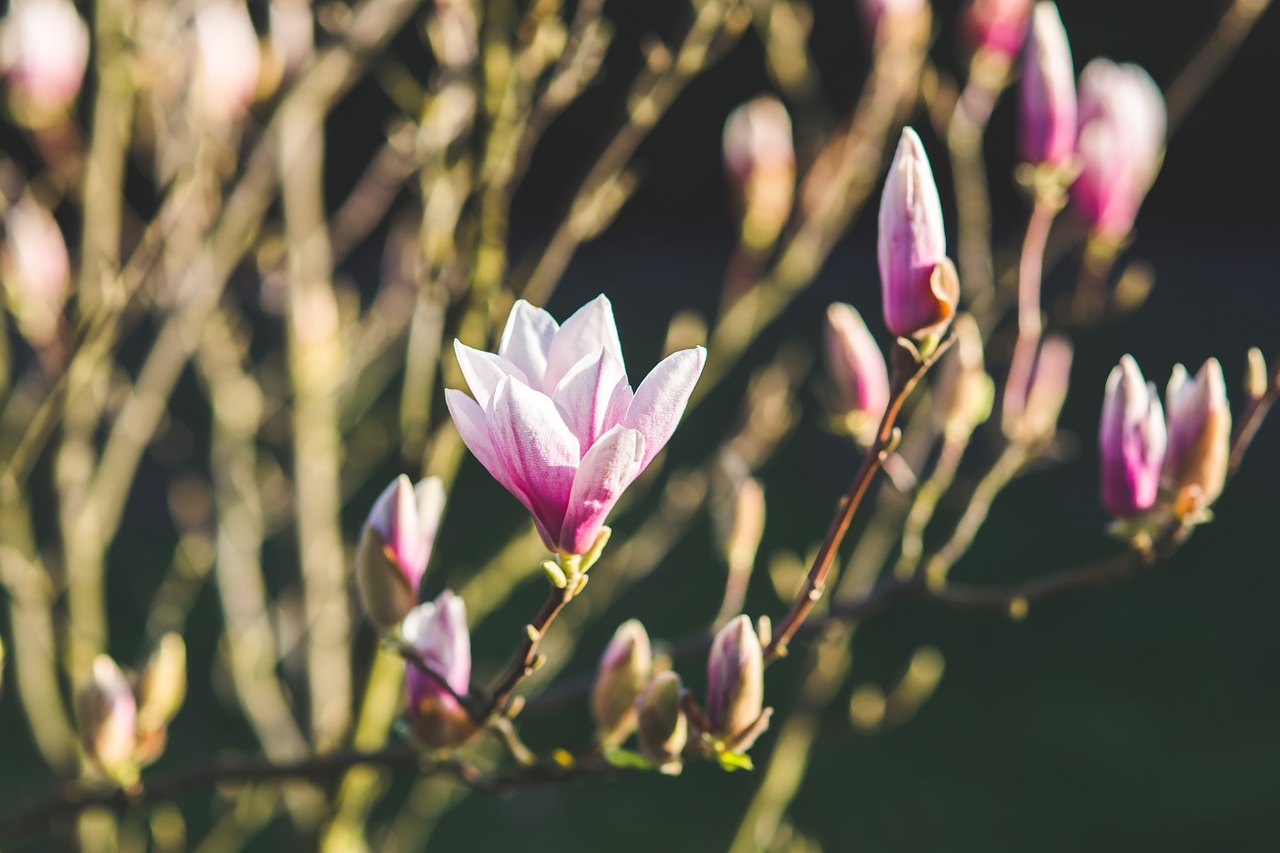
498,299,559,387
488,377,581,543
454,340,528,409
559,425,644,555
552,347,631,450
622,346,706,471
543,295,625,391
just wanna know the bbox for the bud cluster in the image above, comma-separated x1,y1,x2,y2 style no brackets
76,636,187,787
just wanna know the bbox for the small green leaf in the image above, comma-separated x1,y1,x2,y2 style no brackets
717,751,754,772
603,747,654,771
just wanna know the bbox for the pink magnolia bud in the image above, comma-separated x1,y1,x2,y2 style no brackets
1,193,70,348
591,619,652,748
194,1,262,129
1071,59,1166,243
635,671,687,774
77,655,139,784
1163,359,1230,512
962,0,1032,59
356,475,446,630
403,591,478,750
1003,333,1073,443
1018,2,1076,168
446,296,705,558
0,0,89,125
1099,355,1166,519
824,303,890,444
723,96,795,250
877,128,958,343
706,615,769,753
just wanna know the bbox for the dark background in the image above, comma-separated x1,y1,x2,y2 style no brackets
2,0,1279,850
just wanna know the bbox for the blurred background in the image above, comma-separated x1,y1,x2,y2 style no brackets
1,0,1277,850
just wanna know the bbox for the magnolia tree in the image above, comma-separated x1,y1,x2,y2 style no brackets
0,0,1274,849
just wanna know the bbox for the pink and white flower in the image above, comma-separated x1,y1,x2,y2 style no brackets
403,591,477,750
446,295,705,558
1019,2,1076,169
355,475,446,629
824,302,889,443
1163,359,1230,511
1098,355,1166,519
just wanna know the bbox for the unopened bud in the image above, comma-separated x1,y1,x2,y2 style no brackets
1245,348,1267,401
356,475,446,629
723,96,795,251
1164,359,1230,514
194,0,262,129
1098,355,1166,519
716,474,766,572
403,591,478,750
0,0,89,127
591,620,652,748
824,303,890,445
1018,2,1076,169
706,615,770,753
1003,333,1073,444
635,671,687,774
1,192,70,348
878,128,958,343
77,655,139,784
136,634,186,746
933,313,993,441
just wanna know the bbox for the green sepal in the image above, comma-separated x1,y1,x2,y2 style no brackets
716,750,754,772
603,747,653,771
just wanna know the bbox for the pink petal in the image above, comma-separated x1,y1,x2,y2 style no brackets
454,340,528,408
498,299,559,388
543,295,625,391
488,377,581,545
559,425,645,555
552,347,631,450
621,346,706,471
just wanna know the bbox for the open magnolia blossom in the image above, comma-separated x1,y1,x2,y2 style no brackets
446,295,706,560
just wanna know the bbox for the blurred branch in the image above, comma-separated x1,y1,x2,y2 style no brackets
1164,0,1273,133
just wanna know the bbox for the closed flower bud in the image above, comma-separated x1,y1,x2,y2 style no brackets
706,615,769,753
403,591,478,750
194,0,262,129
878,128,958,344
591,620,652,748
824,303,890,444
1071,59,1166,243
723,97,795,251
1099,355,1166,519
635,671,687,774
356,475,446,630
1019,2,1076,169
1163,359,1230,513
1003,333,1073,444
933,313,993,441
77,656,139,784
1,192,70,348
962,0,1032,59
0,0,89,126
716,473,766,573
135,634,186,751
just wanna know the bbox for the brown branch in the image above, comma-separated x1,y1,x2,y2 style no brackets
480,584,575,719
763,334,955,662
1228,350,1279,475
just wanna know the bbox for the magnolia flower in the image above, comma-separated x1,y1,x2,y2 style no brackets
1019,2,1076,169
591,619,652,748
706,615,770,754
356,475,446,629
961,0,1032,59
1164,359,1230,512
1072,59,1166,243
635,671,687,774
403,591,477,750
1099,355,1166,519
878,128,958,343
446,295,705,559
824,302,890,443
77,656,139,784
722,97,795,250
194,0,261,128
1,193,70,348
0,0,89,124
